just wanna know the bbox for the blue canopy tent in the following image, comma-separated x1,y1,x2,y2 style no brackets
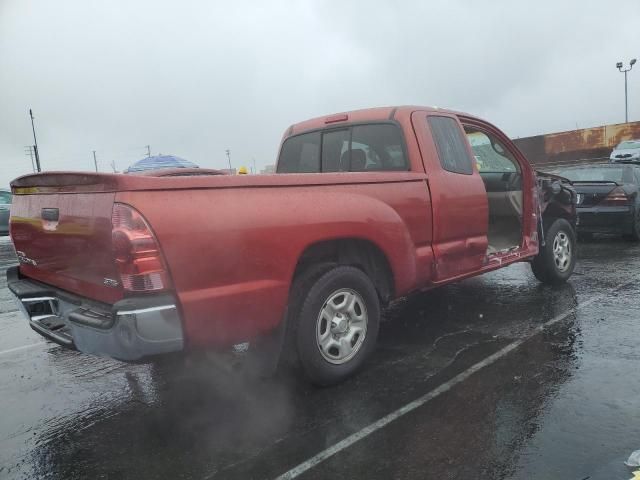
125,155,198,173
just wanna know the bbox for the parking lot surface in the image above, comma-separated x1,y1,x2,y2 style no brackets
1,235,640,480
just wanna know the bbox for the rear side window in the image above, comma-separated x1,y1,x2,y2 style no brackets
277,132,321,173
428,116,473,175
0,192,11,204
277,123,408,173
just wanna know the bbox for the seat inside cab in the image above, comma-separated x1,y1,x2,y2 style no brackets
464,126,523,254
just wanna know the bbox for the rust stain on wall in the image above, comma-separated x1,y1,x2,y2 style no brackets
513,121,640,166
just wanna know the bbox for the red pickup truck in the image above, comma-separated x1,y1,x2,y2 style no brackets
7,106,576,385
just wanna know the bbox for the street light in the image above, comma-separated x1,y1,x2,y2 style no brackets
616,58,636,123
225,149,232,172
29,109,42,172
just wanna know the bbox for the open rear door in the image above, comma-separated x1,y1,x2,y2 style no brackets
411,111,489,281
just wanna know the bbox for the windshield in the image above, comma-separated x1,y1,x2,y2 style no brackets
616,141,640,150
555,166,624,182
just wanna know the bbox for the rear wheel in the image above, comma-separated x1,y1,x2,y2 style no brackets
290,266,380,386
531,218,576,284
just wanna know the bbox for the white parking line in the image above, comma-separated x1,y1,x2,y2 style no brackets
0,342,46,356
274,278,638,480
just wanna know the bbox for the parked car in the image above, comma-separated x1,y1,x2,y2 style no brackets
0,189,11,235
6,106,576,385
554,163,640,240
610,139,640,162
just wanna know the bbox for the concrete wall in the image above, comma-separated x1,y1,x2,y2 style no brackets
513,121,640,168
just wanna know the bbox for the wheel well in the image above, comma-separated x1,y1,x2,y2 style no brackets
542,204,575,229
292,239,394,303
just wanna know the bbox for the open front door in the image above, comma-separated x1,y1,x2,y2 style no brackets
411,111,489,281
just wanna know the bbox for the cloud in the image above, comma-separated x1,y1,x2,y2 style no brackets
1,0,638,185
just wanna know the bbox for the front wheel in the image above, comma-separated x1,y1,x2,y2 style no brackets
531,218,576,284
292,266,380,386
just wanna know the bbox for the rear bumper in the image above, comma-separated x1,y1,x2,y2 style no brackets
576,205,634,234
7,266,184,361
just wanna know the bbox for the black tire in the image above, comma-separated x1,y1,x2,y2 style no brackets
290,265,380,386
531,218,576,284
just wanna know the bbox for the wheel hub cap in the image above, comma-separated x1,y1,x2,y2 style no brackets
552,231,571,272
316,289,368,365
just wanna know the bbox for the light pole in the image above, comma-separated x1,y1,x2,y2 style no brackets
225,149,232,172
29,109,42,172
617,58,636,123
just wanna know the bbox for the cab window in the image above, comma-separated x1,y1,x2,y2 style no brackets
349,124,407,171
277,123,407,173
277,132,321,173
463,128,520,173
428,116,473,175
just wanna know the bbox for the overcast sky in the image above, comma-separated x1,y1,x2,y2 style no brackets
1,0,638,185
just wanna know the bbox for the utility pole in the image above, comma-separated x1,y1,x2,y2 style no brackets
92,150,98,172
225,149,232,172
29,109,41,172
252,157,257,174
24,146,35,172
617,59,637,123
145,145,151,157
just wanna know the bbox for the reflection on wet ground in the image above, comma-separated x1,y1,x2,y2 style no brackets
1,235,639,479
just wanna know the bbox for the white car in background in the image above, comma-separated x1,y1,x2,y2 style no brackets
610,139,640,162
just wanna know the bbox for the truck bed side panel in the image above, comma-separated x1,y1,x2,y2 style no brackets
116,175,432,347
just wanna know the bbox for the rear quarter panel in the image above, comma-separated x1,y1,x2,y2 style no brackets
116,174,432,347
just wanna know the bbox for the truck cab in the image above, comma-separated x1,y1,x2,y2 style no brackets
276,107,574,285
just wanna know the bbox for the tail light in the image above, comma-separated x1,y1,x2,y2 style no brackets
601,187,629,206
111,203,172,292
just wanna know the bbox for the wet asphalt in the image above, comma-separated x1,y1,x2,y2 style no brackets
1,235,640,480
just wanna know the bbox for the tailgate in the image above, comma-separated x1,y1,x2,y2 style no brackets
10,191,123,304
